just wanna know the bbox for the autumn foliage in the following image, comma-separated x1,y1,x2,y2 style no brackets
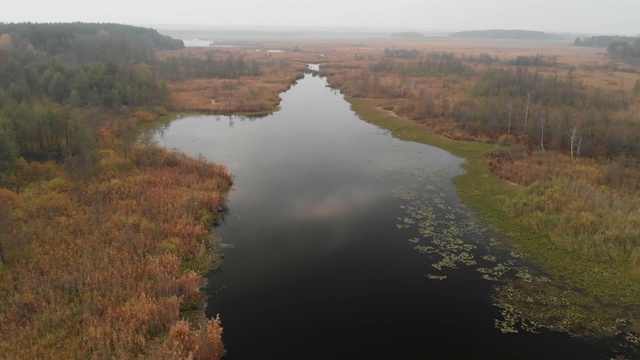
320,41,640,302
157,47,314,113
3,27,639,356
0,147,231,359
0,23,249,359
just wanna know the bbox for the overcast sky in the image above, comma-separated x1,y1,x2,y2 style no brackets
2,0,638,35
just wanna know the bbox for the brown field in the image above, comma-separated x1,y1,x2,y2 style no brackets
157,38,637,114
259,39,636,91
157,47,319,113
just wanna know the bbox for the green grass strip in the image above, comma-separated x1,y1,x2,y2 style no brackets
347,96,640,305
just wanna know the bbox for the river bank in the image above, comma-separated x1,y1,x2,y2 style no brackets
347,97,640,345
151,71,638,358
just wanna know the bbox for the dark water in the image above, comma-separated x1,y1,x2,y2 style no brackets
153,72,621,359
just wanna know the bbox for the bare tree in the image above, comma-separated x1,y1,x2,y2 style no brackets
0,202,9,264
539,107,549,151
566,112,585,159
523,91,533,133
504,98,513,134
577,133,583,157
568,126,581,159
540,118,546,151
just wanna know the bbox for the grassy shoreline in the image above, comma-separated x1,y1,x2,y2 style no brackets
347,96,640,308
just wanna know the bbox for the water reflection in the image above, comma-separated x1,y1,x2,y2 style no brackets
152,73,628,359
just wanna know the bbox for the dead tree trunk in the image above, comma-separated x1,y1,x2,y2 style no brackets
505,98,513,134
523,91,533,133
540,117,546,151
577,134,583,157
540,106,549,151
568,126,579,159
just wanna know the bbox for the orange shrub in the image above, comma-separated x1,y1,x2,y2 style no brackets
0,147,231,359
132,110,157,122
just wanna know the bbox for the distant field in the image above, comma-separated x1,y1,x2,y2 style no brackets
193,38,636,93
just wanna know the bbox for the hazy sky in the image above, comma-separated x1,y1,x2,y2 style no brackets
2,0,638,35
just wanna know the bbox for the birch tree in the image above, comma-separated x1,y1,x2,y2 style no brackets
504,98,513,134
539,107,549,151
568,126,582,159
566,111,585,159
523,91,533,133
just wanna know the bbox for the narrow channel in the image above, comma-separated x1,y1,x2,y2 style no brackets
152,70,618,359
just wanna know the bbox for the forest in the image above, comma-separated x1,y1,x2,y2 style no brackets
323,50,640,159
575,35,640,65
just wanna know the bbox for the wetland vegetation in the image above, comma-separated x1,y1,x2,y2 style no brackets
0,23,232,359
1,20,640,359
153,72,631,359
335,43,640,352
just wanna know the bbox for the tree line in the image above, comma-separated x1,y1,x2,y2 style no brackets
325,50,640,160
0,23,268,174
370,52,472,76
0,34,168,169
0,22,183,65
462,66,638,158
157,53,261,81
450,29,561,40
574,35,640,65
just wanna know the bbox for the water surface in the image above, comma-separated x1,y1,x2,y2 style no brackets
153,72,620,359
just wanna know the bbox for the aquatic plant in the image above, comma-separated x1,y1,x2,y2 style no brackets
392,180,639,348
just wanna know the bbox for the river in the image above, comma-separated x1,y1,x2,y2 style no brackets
152,69,622,359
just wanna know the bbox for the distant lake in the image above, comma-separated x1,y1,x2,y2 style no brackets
152,69,621,359
181,39,214,47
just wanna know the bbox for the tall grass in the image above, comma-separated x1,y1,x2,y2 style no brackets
492,150,640,276
0,147,231,359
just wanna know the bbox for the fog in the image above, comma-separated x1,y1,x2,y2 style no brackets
3,0,638,35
